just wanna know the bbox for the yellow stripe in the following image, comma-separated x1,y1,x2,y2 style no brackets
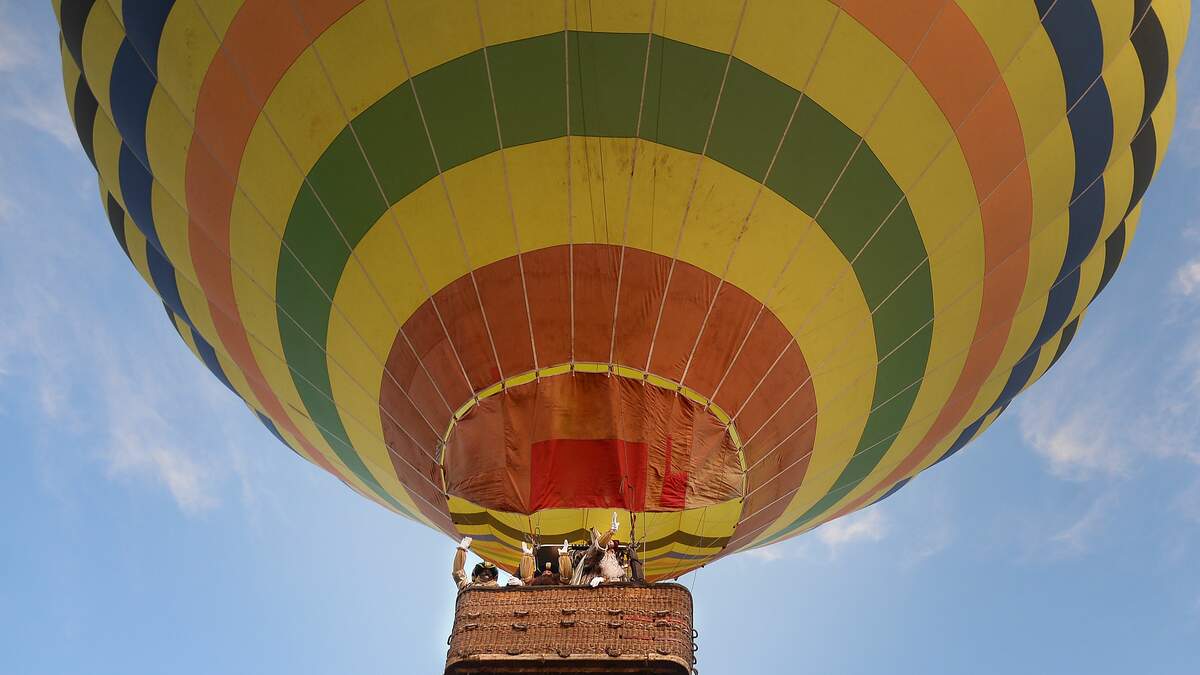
79,1,122,122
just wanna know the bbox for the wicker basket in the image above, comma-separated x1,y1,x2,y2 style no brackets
445,583,695,674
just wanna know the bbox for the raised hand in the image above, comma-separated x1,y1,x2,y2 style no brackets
458,536,472,550
611,512,620,534
559,539,570,555
521,541,533,555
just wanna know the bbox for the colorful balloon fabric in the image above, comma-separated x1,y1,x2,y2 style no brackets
56,0,1187,579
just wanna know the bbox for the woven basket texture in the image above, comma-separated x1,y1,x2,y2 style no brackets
445,583,694,674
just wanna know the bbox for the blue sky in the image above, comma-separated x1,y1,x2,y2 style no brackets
2,3,1200,674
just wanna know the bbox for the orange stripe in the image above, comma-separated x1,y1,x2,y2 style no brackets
184,0,364,485
829,1,1032,517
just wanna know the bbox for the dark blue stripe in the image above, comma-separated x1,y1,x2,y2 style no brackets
935,417,985,466
72,75,99,167
986,338,1043,417
1066,83,1114,199
105,193,129,256
110,40,155,166
868,477,910,506
117,145,162,252
121,0,176,76
190,327,235,393
1038,0,1105,104
146,240,189,324
59,0,97,69
1047,317,1080,371
1058,181,1107,283
1095,221,1126,298
985,0,1110,411
256,412,294,452
1131,8,1169,128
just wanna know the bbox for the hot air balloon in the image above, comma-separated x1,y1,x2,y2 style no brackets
55,0,1186,593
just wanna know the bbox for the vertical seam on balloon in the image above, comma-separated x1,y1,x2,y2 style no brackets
472,0,542,375
641,0,749,374
677,9,843,389
607,0,661,367
381,2,507,391
670,12,845,571
564,0,575,369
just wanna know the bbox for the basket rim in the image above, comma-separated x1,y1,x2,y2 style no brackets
455,581,692,598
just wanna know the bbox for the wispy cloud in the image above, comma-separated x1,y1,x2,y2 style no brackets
3,86,77,147
743,546,785,563
741,507,890,565
1017,375,1130,482
1174,479,1200,525
0,149,244,517
815,507,887,556
0,5,77,148
1017,353,1128,478
0,8,34,73
1049,494,1113,557
1174,257,1200,297
1013,244,1200,556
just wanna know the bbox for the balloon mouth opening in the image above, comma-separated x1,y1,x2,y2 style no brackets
439,366,745,515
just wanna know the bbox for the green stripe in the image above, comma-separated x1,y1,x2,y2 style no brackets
276,31,932,513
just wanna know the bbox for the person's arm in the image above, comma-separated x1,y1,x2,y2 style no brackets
519,541,535,582
452,537,472,589
557,540,573,583
596,512,619,549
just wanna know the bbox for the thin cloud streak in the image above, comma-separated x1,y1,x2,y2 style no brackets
0,146,244,517
1049,494,1113,557
1013,242,1200,555
815,507,887,557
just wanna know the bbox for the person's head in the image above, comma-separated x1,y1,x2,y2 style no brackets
608,538,620,552
542,562,553,574
471,561,497,583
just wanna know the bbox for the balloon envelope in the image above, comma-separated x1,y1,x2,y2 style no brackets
55,0,1186,578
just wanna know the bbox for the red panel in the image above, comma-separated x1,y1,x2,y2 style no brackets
648,262,719,381
530,439,648,511
658,436,688,509
572,245,620,362
432,275,502,390
612,247,666,368
523,246,573,366
474,257,537,376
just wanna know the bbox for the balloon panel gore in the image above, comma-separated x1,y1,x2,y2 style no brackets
443,372,742,514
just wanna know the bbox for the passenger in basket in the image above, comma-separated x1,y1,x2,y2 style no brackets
572,512,626,587
518,541,536,583
451,537,499,590
528,562,560,586
557,539,574,584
